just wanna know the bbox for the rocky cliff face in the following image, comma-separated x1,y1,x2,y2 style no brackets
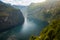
0,1,24,32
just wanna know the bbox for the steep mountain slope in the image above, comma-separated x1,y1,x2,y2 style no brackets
0,1,24,32
29,0,60,40
27,1,60,22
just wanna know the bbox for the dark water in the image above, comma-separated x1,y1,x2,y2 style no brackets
0,17,48,40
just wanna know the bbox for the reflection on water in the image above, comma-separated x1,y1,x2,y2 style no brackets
21,17,37,33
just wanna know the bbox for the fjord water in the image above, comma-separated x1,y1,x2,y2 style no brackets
0,12,48,40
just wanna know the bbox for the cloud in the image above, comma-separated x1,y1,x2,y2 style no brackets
1,0,46,6
1,0,31,6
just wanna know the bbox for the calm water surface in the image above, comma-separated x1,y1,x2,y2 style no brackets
0,17,48,40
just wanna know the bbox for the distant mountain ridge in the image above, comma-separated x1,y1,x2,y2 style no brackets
13,5,28,16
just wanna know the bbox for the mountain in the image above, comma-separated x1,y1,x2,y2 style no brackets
13,5,28,16
29,1,60,40
27,1,60,23
0,1,24,32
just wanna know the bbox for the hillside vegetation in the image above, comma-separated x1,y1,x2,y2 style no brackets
30,19,60,40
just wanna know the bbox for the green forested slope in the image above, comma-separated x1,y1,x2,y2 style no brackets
30,19,60,40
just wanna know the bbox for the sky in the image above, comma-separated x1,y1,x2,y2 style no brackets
1,0,46,6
